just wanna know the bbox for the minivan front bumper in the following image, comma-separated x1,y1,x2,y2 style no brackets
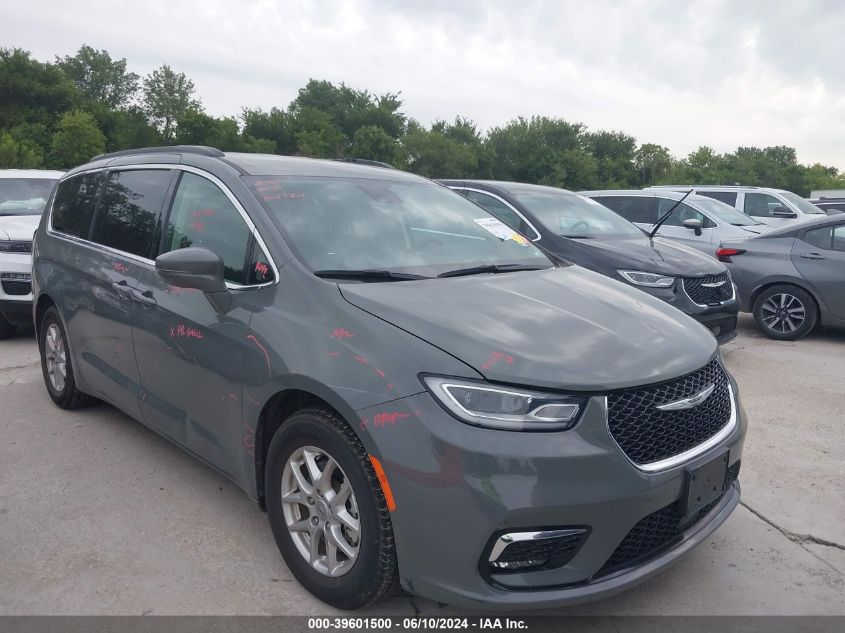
638,280,738,344
357,372,746,609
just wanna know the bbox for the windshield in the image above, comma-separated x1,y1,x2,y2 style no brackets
693,197,760,226
779,190,825,215
246,176,550,277
511,189,643,237
0,178,57,216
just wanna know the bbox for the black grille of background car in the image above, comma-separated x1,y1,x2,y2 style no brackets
595,461,740,578
0,241,32,254
489,531,589,574
607,358,732,465
705,315,737,338
1,280,31,296
683,273,733,305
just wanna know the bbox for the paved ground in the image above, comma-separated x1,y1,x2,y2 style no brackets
0,315,843,615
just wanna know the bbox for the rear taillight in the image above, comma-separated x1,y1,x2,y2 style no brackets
716,247,745,262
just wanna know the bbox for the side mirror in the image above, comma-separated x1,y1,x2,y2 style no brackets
772,206,798,219
682,218,703,235
155,247,232,313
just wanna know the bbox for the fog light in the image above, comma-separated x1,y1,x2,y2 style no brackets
486,528,589,574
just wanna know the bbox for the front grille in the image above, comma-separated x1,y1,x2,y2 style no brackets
1,280,31,296
607,358,732,465
705,315,737,338
596,462,740,577
684,273,733,305
490,532,588,573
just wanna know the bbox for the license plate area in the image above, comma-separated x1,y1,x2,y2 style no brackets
682,452,729,516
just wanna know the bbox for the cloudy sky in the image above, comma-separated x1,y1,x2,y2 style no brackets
5,0,845,168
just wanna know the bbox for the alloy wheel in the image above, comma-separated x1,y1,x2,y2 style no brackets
760,293,805,334
281,445,361,577
44,323,67,392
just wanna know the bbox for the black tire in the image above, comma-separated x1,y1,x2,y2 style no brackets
39,306,98,409
0,312,15,340
752,284,818,341
265,407,399,609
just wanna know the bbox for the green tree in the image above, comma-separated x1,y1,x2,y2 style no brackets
242,107,295,154
142,64,201,141
49,110,106,168
56,45,139,109
400,120,478,178
0,132,44,168
584,130,637,187
0,48,77,130
289,107,347,158
350,125,398,163
636,143,674,185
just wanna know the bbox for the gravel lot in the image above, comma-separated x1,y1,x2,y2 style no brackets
0,315,843,615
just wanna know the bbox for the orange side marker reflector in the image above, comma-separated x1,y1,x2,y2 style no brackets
369,455,396,512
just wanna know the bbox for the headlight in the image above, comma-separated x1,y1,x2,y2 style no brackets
423,376,585,431
617,270,675,288
0,240,32,253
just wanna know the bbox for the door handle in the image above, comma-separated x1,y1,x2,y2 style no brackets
800,253,825,260
111,280,133,298
131,289,158,307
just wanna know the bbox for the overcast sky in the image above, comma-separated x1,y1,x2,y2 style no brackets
5,0,845,168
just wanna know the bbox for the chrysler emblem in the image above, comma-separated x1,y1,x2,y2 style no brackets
656,383,715,411
701,280,726,288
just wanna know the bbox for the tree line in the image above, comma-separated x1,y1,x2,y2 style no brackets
2,45,843,196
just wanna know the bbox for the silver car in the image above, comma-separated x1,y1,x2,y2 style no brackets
580,189,770,256
646,185,826,227
718,215,845,340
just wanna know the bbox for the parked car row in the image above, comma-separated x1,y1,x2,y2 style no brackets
24,146,747,610
808,197,845,215
5,146,840,610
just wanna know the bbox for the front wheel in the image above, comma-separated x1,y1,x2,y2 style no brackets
265,408,398,609
752,284,817,341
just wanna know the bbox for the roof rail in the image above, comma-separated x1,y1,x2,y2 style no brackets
332,158,397,170
649,184,761,190
91,145,225,162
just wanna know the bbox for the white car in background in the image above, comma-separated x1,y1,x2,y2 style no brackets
0,169,64,338
646,185,826,226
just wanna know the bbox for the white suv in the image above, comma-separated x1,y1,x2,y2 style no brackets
646,185,826,226
0,169,64,338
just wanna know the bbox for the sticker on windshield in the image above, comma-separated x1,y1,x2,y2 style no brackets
473,217,529,245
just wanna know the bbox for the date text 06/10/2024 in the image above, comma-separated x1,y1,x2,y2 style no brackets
307,617,528,630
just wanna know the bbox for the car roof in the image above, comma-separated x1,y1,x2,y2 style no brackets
0,169,64,179
70,145,423,184
439,180,579,195
647,184,789,194
759,213,843,238
579,189,720,204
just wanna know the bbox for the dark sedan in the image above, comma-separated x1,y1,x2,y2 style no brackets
718,215,845,340
439,180,739,343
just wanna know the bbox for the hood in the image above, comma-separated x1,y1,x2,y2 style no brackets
0,215,40,241
549,234,725,277
340,267,717,392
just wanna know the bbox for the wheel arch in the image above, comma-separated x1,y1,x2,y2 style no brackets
750,279,822,322
253,385,368,510
34,293,57,343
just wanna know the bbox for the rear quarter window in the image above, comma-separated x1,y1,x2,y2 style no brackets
51,172,102,238
697,191,737,206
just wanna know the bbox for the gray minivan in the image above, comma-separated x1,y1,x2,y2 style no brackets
32,146,746,610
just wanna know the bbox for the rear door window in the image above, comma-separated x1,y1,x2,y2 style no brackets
51,172,103,238
697,191,737,206
744,193,783,217
832,225,845,252
594,196,656,223
802,226,832,249
162,172,252,284
90,169,174,258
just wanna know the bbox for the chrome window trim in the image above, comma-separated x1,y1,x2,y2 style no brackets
603,365,738,473
450,186,543,241
46,164,279,290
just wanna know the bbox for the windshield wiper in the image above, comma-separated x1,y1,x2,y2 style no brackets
649,189,693,238
313,269,430,281
437,264,549,278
